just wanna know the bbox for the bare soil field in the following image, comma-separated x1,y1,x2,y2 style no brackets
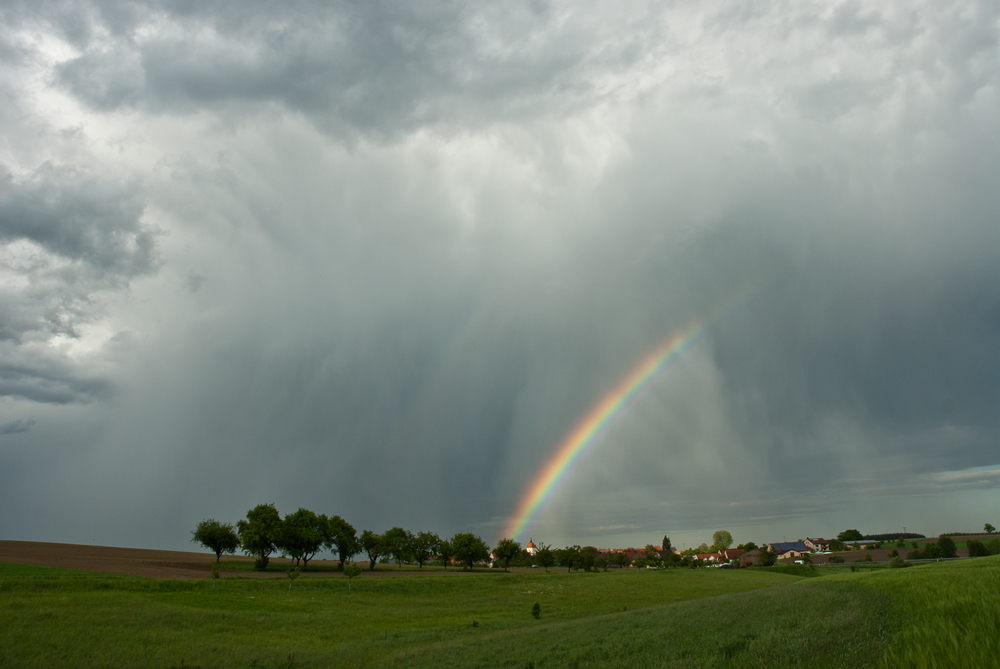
805,547,969,565
0,540,258,579
0,541,507,579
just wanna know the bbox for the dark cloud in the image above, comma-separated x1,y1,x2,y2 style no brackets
0,164,156,402
0,163,155,279
0,418,35,435
1,0,999,551
42,0,661,137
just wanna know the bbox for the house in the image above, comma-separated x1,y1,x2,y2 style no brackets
843,540,878,550
739,549,761,567
695,552,723,563
526,540,538,557
720,548,744,562
804,538,829,552
767,541,810,557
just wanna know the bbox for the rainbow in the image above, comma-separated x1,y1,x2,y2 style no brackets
503,319,709,542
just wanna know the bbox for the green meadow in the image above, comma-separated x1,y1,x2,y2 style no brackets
2,557,999,668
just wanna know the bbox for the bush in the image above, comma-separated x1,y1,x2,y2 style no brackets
827,555,845,564
987,539,1000,555
967,540,990,558
888,556,909,569
937,537,957,558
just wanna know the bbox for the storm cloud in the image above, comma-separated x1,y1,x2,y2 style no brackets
0,0,998,552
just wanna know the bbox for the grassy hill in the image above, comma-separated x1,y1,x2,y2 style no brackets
2,555,998,667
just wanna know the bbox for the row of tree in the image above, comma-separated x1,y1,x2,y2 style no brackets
192,504,504,571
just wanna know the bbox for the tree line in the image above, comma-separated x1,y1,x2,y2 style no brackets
192,504,500,571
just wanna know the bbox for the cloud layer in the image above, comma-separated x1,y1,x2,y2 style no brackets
0,0,998,551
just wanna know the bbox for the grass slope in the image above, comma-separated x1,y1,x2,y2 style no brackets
0,563,799,668
3,556,998,668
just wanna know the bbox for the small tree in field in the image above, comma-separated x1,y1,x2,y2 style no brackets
191,519,240,563
286,566,301,590
343,563,362,589
985,523,996,535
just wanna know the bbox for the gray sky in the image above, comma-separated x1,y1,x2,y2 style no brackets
1,0,998,553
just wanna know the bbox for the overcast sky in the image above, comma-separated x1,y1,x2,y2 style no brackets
1,0,998,553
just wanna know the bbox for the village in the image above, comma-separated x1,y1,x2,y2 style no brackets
498,530,981,570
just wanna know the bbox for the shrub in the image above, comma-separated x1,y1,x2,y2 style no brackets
967,540,990,558
937,537,957,558
531,602,541,619
827,555,845,564
888,556,909,569
987,539,1000,555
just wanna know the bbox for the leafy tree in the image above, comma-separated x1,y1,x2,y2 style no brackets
451,532,490,569
360,530,385,571
641,545,661,568
326,515,359,570
411,531,440,568
494,537,521,571
286,566,301,590
191,519,240,563
985,523,996,535
437,539,454,568
278,508,329,569
581,546,599,571
837,529,864,542
937,537,957,558
343,563,362,589
536,545,555,572
556,545,582,572
909,542,944,560
383,526,414,566
829,540,845,552
758,547,777,567
738,542,758,552
694,542,710,553
662,536,672,555
711,530,733,551
967,540,990,557
237,503,282,570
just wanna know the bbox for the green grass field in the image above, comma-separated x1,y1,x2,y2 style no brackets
2,556,998,667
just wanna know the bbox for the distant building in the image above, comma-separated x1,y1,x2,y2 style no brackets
739,549,761,567
765,542,811,560
526,540,538,557
843,540,878,550
720,548,744,562
804,538,829,552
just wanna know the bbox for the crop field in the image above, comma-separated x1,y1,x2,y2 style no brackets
2,547,999,668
